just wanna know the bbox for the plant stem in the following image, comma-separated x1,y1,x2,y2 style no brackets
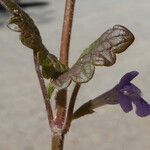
55,0,76,128
52,133,64,150
55,89,67,128
33,52,53,129
63,83,81,133
53,0,76,149
60,0,76,65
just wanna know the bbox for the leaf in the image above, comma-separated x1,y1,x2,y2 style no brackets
53,25,135,90
2,0,42,51
1,1,135,90
1,0,67,80
37,50,67,79
47,84,55,100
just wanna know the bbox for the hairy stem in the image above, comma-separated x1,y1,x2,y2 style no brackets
63,83,81,133
55,0,76,128
60,0,76,65
54,0,76,149
55,89,67,128
33,52,53,129
52,133,64,150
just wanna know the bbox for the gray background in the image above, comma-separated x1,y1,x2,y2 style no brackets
0,0,150,150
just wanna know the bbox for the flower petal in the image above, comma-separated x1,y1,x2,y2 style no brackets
132,98,150,117
118,92,133,113
119,71,139,88
121,83,141,97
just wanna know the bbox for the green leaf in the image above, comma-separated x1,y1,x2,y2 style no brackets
47,84,55,100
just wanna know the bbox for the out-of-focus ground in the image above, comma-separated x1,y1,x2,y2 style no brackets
0,0,150,150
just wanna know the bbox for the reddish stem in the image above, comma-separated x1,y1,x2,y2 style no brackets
33,52,53,129
55,0,76,129
60,0,76,65
53,0,76,149
63,83,81,133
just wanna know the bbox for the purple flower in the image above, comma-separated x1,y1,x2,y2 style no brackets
116,71,150,117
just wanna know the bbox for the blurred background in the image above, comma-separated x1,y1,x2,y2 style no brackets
0,0,150,150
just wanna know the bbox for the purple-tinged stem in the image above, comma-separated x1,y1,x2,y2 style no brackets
63,83,81,134
54,0,76,130
33,52,53,129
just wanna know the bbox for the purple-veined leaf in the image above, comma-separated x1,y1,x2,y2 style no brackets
53,25,134,90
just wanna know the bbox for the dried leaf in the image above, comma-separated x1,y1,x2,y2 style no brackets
53,25,134,89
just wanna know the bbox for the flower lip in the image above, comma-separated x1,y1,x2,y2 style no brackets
117,71,150,117
119,71,139,88
120,84,141,97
